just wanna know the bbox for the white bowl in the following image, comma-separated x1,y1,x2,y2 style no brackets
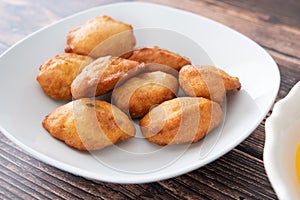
264,81,300,199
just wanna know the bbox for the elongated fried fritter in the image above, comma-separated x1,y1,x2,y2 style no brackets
113,71,178,118
65,15,136,58
71,56,142,99
36,53,94,100
128,46,191,71
179,65,241,104
42,98,136,150
140,97,223,145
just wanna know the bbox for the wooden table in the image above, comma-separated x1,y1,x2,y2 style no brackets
0,0,299,199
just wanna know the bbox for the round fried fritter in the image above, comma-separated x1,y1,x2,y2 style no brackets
113,71,178,118
65,15,136,58
140,97,223,145
42,98,136,151
179,65,241,104
128,46,191,71
36,53,94,100
71,56,142,99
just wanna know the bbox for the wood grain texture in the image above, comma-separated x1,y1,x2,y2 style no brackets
1,0,300,199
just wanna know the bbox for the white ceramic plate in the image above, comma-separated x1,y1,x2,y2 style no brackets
0,2,279,183
264,81,300,199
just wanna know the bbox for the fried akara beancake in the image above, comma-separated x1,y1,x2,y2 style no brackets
65,15,136,58
42,98,136,151
36,53,94,100
140,97,223,145
113,71,179,118
71,56,142,99
179,65,241,104
128,46,191,71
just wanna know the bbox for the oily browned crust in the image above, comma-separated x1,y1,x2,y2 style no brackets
42,98,136,151
140,97,223,145
71,56,141,99
128,46,191,71
36,53,94,100
65,15,136,58
179,65,241,104
113,71,179,118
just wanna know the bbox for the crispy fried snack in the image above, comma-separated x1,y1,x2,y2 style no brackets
179,65,241,104
71,56,142,99
36,53,94,100
128,46,191,71
65,15,136,58
42,98,136,150
113,71,178,118
140,97,223,145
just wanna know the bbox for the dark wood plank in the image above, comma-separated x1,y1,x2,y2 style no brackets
0,140,93,199
0,0,128,54
157,179,209,199
0,171,38,199
268,50,300,98
0,164,53,200
110,182,176,200
186,149,277,199
136,182,178,199
211,0,300,29
237,126,266,160
135,0,300,59
0,184,21,200
174,173,235,199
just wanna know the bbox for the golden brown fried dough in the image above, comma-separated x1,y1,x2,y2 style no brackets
113,71,179,118
71,56,142,99
65,15,136,58
179,65,241,104
42,98,136,150
140,97,223,145
36,53,94,100
128,46,191,71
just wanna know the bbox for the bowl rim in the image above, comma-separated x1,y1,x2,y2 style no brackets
264,81,300,199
